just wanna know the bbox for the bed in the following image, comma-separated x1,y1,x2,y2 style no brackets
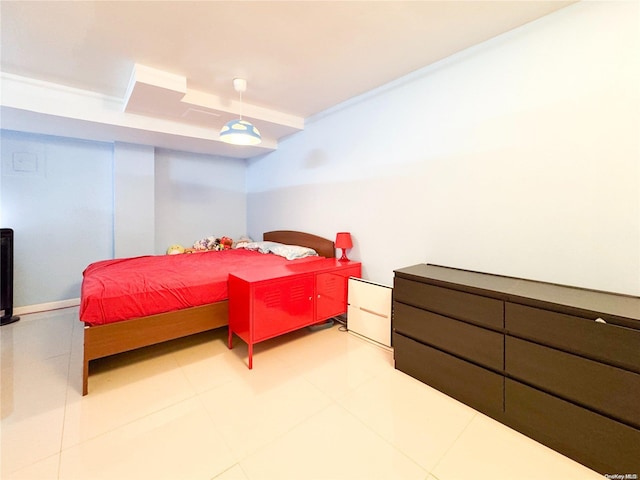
80,230,335,395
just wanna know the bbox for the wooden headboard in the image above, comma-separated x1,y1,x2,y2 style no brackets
263,230,335,258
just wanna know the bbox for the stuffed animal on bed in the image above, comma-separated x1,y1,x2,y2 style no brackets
192,236,216,251
192,235,234,251
166,244,185,255
219,236,233,250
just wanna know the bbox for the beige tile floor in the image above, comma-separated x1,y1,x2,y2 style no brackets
1,307,604,480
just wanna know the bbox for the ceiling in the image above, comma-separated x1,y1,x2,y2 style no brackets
0,1,575,159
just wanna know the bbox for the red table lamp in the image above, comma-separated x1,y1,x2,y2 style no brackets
335,232,353,261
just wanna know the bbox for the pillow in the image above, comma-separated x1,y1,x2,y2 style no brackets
233,236,253,249
241,241,319,260
242,241,282,254
268,243,318,260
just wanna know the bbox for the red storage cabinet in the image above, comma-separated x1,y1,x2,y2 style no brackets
228,258,361,368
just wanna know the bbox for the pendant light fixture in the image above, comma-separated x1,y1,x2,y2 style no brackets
219,78,262,146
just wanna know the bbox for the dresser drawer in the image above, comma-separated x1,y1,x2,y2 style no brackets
506,302,640,373
394,277,503,330
505,379,640,475
394,302,503,371
393,332,504,419
505,336,640,429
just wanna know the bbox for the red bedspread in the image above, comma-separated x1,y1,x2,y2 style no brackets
80,249,322,326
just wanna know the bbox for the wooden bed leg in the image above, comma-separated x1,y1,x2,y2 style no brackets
82,356,89,396
227,328,233,349
82,326,89,395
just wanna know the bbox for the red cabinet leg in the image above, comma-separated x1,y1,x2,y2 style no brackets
248,343,253,369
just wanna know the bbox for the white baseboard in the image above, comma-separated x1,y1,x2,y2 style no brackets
14,298,80,316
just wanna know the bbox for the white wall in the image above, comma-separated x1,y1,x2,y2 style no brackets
247,1,640,295
0,130,114,307
153,149,247,253
114,142,155,258
1,134,248,309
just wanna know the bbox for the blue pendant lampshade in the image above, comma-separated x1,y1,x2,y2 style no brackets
219,119,261,146
219,78,262,146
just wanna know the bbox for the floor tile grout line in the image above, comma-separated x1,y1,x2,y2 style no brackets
189,326,393,476
331,398,431,477
428,411,479,476
57,348,202,458
329,366,482,479
192,383,245,472
0,312,77,478
59,391,203,452
209,462,246,480
196,374,337,468
57,326,76,479
235,399,340,473
59,325,331,471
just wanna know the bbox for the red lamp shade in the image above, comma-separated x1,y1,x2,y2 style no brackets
335,232,353,261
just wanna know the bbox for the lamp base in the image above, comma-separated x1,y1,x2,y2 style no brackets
339,250,349,261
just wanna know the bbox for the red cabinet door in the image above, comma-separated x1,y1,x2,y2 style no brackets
316,265,361,321
253,274,314,341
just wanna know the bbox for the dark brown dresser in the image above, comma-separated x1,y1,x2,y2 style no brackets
393,264,640,475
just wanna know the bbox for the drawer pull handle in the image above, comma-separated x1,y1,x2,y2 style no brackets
595,318,607,324
360,307,388,319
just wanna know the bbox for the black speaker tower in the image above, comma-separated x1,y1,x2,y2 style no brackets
1,228,20,326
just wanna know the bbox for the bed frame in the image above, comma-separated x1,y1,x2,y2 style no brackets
82,230,335,395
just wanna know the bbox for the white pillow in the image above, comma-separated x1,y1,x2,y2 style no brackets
268,243,318,260
242,241,282,254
